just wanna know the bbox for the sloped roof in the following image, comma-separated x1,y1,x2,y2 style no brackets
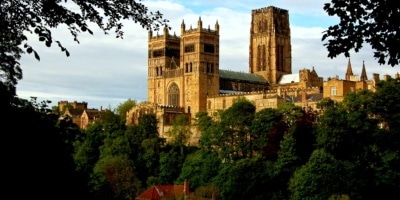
64,108,84,117
136,185,184,200
219,69,266,83
84,109,104,119
278,74,299,84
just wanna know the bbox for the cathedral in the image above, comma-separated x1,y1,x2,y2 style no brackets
126,6,395,144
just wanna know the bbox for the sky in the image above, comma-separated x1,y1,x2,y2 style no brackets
17,0,400,110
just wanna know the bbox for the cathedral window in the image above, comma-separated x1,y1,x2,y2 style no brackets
168,83,180,106
262,45,266,70
190,63,193,72
204,43,215,53
185,44,195,53
153,49,164,57
222,99,226,109
185,63,189,73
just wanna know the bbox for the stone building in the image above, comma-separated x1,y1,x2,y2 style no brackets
126,5,392,145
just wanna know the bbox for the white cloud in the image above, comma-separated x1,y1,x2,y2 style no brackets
16,0,399,109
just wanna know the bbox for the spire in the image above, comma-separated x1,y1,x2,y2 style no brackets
345,58,353,81
360,61,368,81
197,16,202,29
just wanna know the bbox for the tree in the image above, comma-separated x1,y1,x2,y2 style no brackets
3,96,87,199
212,156,271,200
116,98,137,121
250,108,285,159
289,149,348,200
322,0,400,66
177,149,221,190
1,0,169,93
218,98,256,160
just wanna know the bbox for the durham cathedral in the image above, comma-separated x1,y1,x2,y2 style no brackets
126,6,398,144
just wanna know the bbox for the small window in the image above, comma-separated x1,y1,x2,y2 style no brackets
204,43,214,53
331,86,337,96
185,44,195,53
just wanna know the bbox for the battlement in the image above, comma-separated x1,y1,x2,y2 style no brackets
149,32,180,41
183,27,217,34
252,6,288,14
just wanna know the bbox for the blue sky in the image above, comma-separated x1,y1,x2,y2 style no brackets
17,0,399,110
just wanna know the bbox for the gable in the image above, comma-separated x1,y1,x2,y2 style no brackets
136,185,184,200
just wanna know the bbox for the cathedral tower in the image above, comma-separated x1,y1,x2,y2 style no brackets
147,26,180,106
147,18,219,118
180,17,220,116
249,6,292,84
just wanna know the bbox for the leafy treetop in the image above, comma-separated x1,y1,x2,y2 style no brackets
322,0,400,66
1,0,169,93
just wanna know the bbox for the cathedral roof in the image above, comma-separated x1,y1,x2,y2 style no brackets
219,69,266,83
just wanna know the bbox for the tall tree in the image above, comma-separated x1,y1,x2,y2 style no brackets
289,149,348,200
250,108,285,159
1,0,169,93
116,98,137,121
218,98,256,160
322,0,400,66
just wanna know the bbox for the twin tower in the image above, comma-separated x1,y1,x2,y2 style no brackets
146,6,291,119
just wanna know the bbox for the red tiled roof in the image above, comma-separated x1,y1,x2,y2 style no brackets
136,185,184,200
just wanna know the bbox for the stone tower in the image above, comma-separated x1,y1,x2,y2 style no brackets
180,17,220,117
147,18,220,118
249,6,292,84
147,26,181,106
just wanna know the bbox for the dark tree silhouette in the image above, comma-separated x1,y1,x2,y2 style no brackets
322,0,400,66
1,0,169,93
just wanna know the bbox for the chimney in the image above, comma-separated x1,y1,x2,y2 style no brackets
184,179,189,198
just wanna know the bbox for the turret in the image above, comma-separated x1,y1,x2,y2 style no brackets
197,17,202,29
181,20,185,35
215,20,219,34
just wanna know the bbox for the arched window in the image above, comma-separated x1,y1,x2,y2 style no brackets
168,83,180,106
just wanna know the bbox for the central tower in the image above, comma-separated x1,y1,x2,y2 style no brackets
249,6,292,84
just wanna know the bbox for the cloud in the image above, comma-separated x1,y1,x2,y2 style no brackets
16,0,399,110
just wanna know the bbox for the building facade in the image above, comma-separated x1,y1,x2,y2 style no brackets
126,6,393,144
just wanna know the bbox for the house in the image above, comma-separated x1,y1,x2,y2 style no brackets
63,108,85,127
80,108,106,129
136,180,190,200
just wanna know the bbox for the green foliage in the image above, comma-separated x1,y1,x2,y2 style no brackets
212,156,271,200
251,108,285,159
218,99,256,160
158,147,184,184
322,0,400,66
91,154,141,199
289,149,348,200
168,114,192,147
116,98,137,121
177,150,221,190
